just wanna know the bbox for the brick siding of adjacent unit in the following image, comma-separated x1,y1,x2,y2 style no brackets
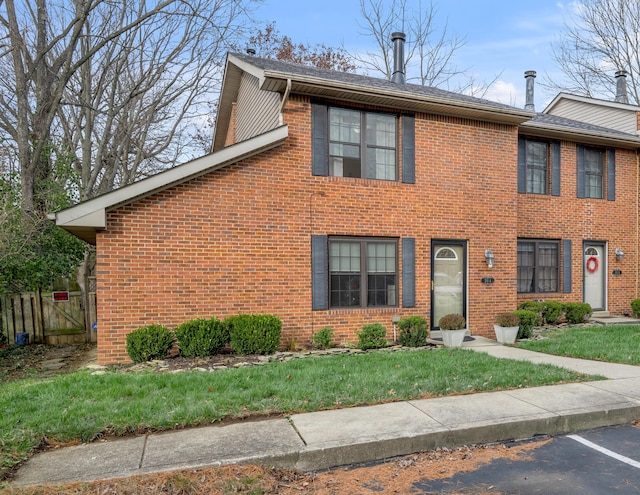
95,94,639,364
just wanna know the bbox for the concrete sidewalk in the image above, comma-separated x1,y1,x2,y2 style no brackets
11,337,640,487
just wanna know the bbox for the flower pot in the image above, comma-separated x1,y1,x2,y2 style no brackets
441,329,467,348
494,324,519,344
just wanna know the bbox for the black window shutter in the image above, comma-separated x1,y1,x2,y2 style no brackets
517,136,526,193
563,239,572,293
311,104,328,176
402,115,415,184
402,238,416,307
607,149,616,201
576,145,586,198
551,141,561,196
311,235,328,310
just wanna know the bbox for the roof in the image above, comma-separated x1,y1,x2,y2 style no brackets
545,92,640,114
213,52,535,151
51,126,288,244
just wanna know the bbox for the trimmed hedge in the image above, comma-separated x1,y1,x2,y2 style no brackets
631,299,640,318
225,314,282,355
564,302,592,324
542,301,564,325
175,317,229,358
125,324,174,363
397,316,429,347
514,309,537,339
311,327,335,350
357,323,388,350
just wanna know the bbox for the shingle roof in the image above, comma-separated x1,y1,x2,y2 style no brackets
530,113,638,138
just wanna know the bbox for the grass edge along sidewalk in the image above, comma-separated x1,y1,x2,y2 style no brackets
1,347,602,481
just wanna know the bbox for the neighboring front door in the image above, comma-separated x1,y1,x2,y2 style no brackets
432,241,467,329
584,243,606,310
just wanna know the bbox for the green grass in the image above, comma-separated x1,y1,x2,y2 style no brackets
518,324,640,364
0,348,598,479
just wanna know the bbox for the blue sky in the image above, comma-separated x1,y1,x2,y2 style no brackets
252,1,579,110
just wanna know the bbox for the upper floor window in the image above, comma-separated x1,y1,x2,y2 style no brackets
524,140,548,194
329,108,397,180
583,147,604,198
517,239,559,293
577,145,616,201
518,137,560,196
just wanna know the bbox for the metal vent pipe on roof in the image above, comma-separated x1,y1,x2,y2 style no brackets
524,70,536,111
391,32,406,84
246,47,256,56
615,70,629,104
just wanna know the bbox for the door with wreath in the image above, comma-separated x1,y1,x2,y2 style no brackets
584,243,606,310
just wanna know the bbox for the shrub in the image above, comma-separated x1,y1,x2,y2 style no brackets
494,312,519,327
514,309,537,339
438,313,466,330
631,299,640,318
518,301,544,325
542,301,564,325
563,302,593,324
397,316,429,347
225,314,282,355
0,330,7,347
311,327,335,350
174,317,229,358
125,324,174,363
357,323,388,350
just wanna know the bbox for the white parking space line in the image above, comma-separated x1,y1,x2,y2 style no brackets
568,434,640,469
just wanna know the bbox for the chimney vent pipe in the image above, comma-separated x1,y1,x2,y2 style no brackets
391,32,406,84
524,70,536,111
246,47,256,56
615,70,629,103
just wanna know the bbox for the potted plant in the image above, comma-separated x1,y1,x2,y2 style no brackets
438,313,466,348
494,312,520,344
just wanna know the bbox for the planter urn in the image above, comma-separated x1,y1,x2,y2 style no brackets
494,324,519,344
441,329,467,348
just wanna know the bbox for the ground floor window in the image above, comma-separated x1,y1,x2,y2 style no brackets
517,239,559,293
329,237,397,308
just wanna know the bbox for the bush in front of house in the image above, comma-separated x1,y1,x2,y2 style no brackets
438,313,466,330
125,324,175,363
518,301,544,325
225,314,282,355
397,315,429,347
311,327,335,350
175,317,229,358
631,299,640,318
514,309,537,339
563,302,593,324
542,301,564,325
357,323,388,350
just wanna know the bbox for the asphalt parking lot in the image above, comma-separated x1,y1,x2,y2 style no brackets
414,424,640,494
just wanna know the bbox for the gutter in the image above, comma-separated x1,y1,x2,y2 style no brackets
279,78,292,126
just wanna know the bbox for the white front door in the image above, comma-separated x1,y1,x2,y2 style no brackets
584,244,605,310
432,241,466,329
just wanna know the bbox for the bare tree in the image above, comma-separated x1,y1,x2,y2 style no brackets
354,0,467,88
0,0,255,212
550,0,640,104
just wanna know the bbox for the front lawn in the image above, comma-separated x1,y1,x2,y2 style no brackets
1,347,598,479
518,324,640,364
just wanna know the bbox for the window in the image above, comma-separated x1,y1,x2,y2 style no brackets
328,108,397,181
525,140,549,194
329,238,397,308
517,240,559,293
577,145,615,200
583,147,604,198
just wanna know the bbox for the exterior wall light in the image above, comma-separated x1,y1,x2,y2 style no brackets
485,249,495,268
615,248,624,261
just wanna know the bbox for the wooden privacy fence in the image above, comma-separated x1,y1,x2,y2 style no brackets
0,287,97,346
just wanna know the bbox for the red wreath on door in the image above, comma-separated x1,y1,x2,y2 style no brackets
586,256,598,273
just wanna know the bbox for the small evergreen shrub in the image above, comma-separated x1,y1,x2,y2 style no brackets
125,324,174,363
357,323,388,350
438,313,466,330
397,315,429,347
225,314,282,355
542,301,564,325
631,299,640,318
563,302,593,324
518,301,544,325
175,317,229,358
514,309,537,339
311,327,335,350
494,312,520,327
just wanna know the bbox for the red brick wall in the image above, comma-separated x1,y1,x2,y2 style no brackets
95,94,637,364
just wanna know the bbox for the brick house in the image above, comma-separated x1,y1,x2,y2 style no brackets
53,47,640,364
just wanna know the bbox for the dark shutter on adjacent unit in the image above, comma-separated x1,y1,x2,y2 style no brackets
402,238,416,307
311,235,328,310
402,115,415,184
311,103,328,176
517,136,526,193
563,239,572,293
551,141,561,196
607,149,616,201
576,145,586,198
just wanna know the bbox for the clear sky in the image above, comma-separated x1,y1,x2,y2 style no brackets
252,1,581,110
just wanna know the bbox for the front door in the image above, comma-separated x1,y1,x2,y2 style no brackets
431,241,466,329
584,242,606,310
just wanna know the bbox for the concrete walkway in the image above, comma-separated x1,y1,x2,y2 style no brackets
11,337,640,487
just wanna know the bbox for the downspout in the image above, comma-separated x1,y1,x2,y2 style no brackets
279,78,292,126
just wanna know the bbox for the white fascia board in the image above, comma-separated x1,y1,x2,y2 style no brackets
521,121,640,148
227,53,267,86
53,125,288,229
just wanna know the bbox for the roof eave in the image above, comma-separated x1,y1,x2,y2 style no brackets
520,121,640,148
